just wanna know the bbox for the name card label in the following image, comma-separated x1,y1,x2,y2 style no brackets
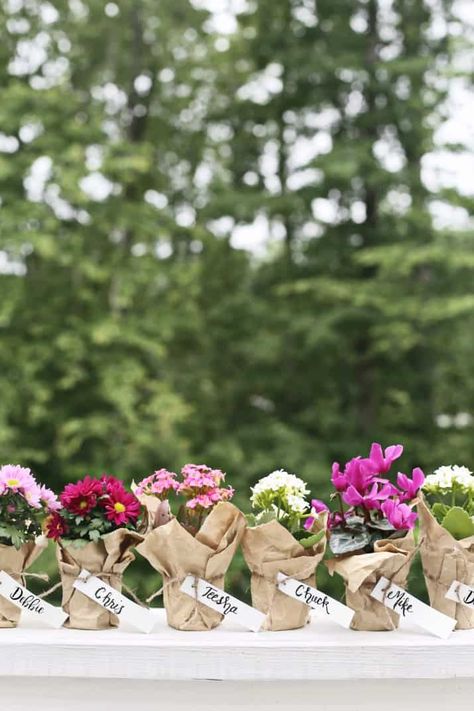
73,569,155,633
180,575,266,632
446,580,474,609
0,570,67,629
277,572,354,629
371,576,456,639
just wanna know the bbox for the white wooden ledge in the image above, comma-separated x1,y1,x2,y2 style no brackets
1,611,473,710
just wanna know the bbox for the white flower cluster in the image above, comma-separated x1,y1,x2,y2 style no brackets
250,469,309,504
423,465,474,492
286,494,309,514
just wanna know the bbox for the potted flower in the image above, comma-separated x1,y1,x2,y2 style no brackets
45,475,144,630
0,464,59,628
324,443,424,630
136,464,245,631
419,465,474,629
241,469,327,631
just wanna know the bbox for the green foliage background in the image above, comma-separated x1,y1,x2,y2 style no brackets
0,0,472,604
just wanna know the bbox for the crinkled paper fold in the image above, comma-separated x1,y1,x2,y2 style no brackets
241,517,327,631
58,528,143,630
137,502,245,631
326,534,414,631
0,540,46,628
418,497,474,629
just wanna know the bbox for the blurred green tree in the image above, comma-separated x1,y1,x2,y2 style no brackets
0,0,472,600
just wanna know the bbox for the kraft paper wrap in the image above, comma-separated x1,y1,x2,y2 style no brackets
241,517,327,631
137,501,245,631
0,539,47,628
58,528,144,630
418,497,474,629
326,533,414,631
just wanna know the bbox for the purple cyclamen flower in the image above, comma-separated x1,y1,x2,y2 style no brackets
331,462,349,492
396,467,425,501
344,457,379,494
303,498,329,530
343,482,393,511
381,499,417,530
367,443,404,475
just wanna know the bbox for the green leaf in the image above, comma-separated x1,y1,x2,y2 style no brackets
368,517,396,531
299,530,325,549
432,502,450,524
441,507,474,540
329,528,371,556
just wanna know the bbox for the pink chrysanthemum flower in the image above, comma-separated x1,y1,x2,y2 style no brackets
0,464,37,497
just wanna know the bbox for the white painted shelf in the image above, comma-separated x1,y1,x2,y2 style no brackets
1,611,473,711
0,610,473,681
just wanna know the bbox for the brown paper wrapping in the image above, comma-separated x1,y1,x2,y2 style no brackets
0,539,47,628
418,497,474,629
137,501,245,631
57,528,144,630
326,534,414,631
241,518,327,631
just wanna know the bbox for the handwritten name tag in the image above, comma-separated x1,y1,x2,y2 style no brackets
276,572,355,628
180,575,266,632
446,580,474,609
73,569,155,633
0,570,67,628
371,576,456,639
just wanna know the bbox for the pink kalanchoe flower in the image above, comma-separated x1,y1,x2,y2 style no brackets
135,469,179,498
343,482,393,510
186,493,215,509
381,499,417,530
396,467,425,502
366,443,404,475
179,464,225,491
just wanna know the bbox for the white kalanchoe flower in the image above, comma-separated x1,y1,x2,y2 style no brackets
250,469,309,504
423,465,474,492
286,494,309,515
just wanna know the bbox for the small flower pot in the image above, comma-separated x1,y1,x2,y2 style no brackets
326,535,414,631
0,540,46,628
418,497,474,630
241,519,327,631
137,502,245,631
57,529,143,630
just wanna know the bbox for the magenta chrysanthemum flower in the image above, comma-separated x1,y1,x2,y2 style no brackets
103,483,141,525
60,476,103,515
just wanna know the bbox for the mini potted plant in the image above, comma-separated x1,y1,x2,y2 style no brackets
324,443,424,630
136,464,245,631
0,464,59,628
419,465,474,629
45,474,144,630
241,469,327,631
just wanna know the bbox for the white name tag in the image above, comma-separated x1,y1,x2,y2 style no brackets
277,572,354,628
446,580,474,609
180,575,266,632
73,568,155,633
371,576,456,639
0,570,67,629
